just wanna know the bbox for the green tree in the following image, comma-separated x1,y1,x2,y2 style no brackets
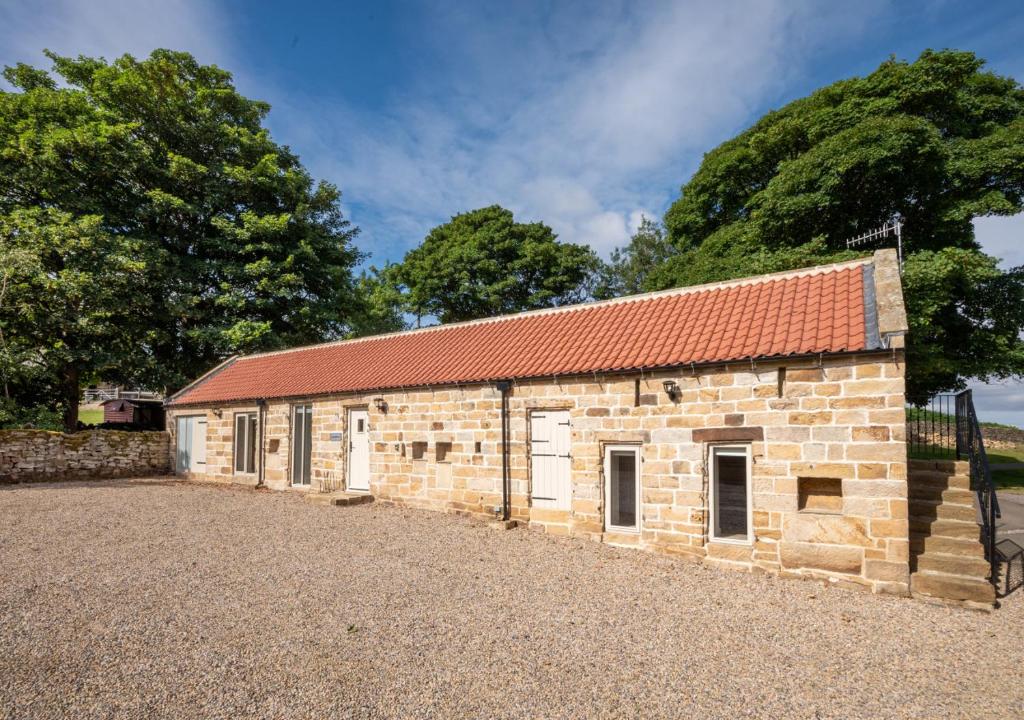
390,205,600,324
348,266,408,337
0,210,145,430
593,216,675,299
0,51,362,429
652,50,1024,402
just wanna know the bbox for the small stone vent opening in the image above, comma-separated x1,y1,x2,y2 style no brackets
436,442,452,462
798,477,842,513
411,441,427,460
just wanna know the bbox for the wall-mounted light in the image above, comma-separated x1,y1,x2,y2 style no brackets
373,397,387,413
212,408,223,418
662,380,680,401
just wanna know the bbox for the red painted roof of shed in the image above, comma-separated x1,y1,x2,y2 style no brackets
169,259,877,406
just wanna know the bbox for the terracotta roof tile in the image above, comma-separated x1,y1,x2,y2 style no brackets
169,259,878,406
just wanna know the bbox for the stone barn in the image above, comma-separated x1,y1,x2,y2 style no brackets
167,250,920,596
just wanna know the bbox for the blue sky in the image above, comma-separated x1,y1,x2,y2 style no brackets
1,0,1023,423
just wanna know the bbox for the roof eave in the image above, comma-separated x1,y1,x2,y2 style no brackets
164,347,894,408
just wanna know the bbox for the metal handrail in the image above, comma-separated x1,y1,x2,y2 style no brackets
955,390,1000,587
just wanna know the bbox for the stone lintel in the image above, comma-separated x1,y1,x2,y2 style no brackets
692,426,764,443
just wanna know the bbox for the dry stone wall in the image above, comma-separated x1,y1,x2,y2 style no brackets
0,430,169,483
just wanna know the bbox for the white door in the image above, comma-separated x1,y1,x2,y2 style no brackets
176,416,191,472
530,410,571,509
193,418,207,470
176,416,206,473
348,408,370,492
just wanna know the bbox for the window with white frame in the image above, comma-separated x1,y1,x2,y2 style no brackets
604,444,641,532
710,445,752,542
233,412,258,474
291,404,313,486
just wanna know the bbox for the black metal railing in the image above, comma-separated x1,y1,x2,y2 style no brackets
907,391,1001,588
906,393,961,458
954,390,1000,586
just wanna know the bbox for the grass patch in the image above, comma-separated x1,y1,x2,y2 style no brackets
78,408,103,425
909,442,1024,464
989,445,1024,463
994,467,1024,494
906,406,1021,432
908,443,958,461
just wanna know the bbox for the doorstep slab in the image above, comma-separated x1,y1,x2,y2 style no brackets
305,491,374,507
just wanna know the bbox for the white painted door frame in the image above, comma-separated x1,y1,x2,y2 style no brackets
291,404,313,487
347,408,370,492
603,443,641,533
708,444,753,544
529,409,571,509
175,415,207,474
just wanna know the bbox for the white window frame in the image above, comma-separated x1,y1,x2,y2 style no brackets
709,444,753,545
603,443,642,533
291,404,314,487
233,412,258,475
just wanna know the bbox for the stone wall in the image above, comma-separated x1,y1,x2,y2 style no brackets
0,429,169,483
167,351,909,595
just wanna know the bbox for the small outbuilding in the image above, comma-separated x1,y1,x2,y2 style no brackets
101,398,165,430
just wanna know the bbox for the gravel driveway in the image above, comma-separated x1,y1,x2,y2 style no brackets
2,480,1022,719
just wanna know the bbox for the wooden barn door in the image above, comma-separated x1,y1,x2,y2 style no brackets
530,410,571,509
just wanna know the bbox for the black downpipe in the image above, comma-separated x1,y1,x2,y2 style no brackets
256,398,267,488
495,381,511,521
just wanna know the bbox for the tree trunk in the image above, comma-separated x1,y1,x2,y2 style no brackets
61,364,80,433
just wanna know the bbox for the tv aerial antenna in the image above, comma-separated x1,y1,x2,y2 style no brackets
845,217,903,273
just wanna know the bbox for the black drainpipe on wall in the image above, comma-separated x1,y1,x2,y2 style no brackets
494,381,512,521
256,398,267,488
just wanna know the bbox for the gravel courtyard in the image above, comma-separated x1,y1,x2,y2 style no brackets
2,480,1022,719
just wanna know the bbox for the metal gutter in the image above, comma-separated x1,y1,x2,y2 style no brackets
494,381,512,522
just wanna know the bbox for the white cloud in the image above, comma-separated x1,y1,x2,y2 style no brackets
969,379,1024,428
0,0,888,265
974,213,1024,269
0,0,232,72
266,1,887,262
971,213,1024,428
627,210,655,236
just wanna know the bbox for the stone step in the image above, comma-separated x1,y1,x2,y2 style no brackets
911,570,995,605
908,485,976,506
915,552,992,577
907,501,978,522
305,491,374,507
909,459,970,475
908,471,971,489
910,534,986,557
909,517,982,539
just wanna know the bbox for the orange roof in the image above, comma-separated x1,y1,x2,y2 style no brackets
168,258,884,406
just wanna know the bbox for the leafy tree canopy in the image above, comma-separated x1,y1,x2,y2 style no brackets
0,50,362,429
592,216,675,299
348,267,407,337
389,205,600,324
648,50,1024,402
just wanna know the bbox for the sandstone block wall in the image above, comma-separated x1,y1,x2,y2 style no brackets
0,429,169,483
167,351,909,595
